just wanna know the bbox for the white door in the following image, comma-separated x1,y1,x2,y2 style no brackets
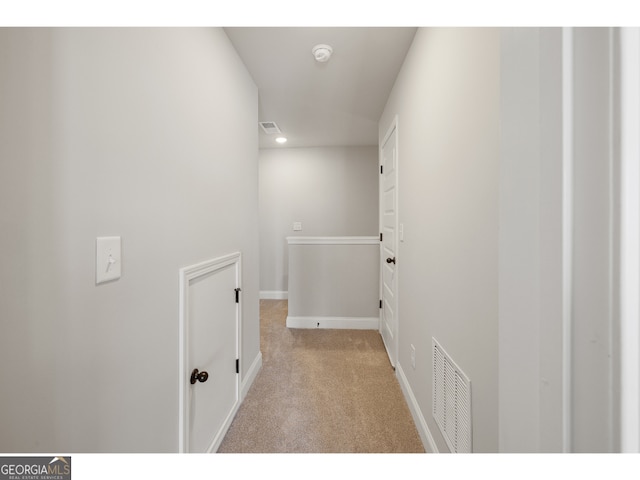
380,122,398,368
179,253,241,453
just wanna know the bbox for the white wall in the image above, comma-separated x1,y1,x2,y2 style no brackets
500,27,619,453
379,28,500,452
381,26,624,454
0,28,260,453
259,146,378,295
287,240,379,320
499,27,565,452
571,27,616,452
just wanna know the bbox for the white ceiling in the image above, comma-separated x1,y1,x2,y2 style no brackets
224,27,417,149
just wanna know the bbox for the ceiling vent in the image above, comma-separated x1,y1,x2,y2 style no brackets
259,121,282,134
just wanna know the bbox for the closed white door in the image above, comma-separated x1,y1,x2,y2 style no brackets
180,253,240,453
380,122,398,367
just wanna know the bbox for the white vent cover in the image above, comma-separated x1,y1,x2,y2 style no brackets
432,337,472,453
259,121,281,134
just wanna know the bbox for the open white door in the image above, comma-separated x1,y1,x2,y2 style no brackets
380,119,398,368
179,253,241,453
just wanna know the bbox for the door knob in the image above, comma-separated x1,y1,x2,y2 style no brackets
190,368,209,385
386,257,396,264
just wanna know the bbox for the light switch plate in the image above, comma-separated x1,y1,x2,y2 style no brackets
293,222,302,231
96,236,121,284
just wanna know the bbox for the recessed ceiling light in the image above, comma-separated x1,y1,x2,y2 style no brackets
275,137,287,144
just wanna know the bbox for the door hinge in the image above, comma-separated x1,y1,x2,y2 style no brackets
235,287,241,303
380,165,383,174
236,358,239,374
379,299,383,309
380,233,383,241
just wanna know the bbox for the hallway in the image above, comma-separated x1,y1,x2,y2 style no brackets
2,26,637,457
218,300,424,453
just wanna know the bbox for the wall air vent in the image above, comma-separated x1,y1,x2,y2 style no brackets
259,121,282,134
432,337,472,453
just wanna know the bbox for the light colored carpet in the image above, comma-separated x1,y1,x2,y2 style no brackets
218,300,425,453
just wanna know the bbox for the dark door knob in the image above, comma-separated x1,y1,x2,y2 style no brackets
190,368,209,385
386,257,396,264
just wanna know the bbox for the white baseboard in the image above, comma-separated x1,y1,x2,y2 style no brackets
241,351,262,400
209,397,240,453
260,290,288,300
211,352,261,452
396,362,440,453
286,316,379,330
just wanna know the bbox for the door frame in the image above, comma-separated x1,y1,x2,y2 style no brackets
379,115,399,368
178,252,242,453
618,27,640,452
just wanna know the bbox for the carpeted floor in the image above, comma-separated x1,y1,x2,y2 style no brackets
218,299,425,453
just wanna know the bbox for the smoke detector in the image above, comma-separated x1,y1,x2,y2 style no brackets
312,44,333,63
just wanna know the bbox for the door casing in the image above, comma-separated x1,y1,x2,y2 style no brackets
178,252,242,453
379,116,399,368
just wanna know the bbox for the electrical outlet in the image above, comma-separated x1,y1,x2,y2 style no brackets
411,344,416,369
